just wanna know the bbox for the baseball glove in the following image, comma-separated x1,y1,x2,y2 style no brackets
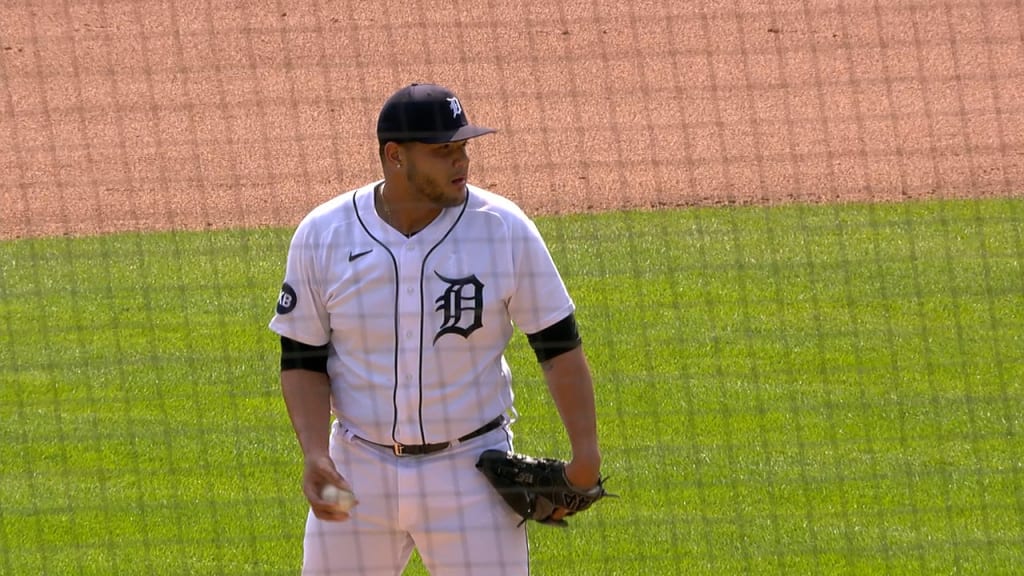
475,449,613,527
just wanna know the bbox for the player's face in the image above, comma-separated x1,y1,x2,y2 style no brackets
403,140,470,208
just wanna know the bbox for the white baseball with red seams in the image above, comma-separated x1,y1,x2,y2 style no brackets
320,484,356,513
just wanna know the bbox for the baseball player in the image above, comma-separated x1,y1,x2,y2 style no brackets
269,83,602,576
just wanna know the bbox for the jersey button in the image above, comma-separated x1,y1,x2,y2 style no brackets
406,287,414,294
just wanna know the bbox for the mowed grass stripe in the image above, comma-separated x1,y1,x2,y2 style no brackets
1,198,1021,575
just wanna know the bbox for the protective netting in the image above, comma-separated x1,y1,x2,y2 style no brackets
1,1,1021,574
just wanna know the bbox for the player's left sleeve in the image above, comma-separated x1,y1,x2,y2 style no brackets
507,218,575,335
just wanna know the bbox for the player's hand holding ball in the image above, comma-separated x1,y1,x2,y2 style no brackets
304,454,358,521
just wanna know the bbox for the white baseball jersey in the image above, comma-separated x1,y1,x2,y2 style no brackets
269,181,574,446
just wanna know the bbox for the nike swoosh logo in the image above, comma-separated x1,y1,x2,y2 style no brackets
348,249,373,262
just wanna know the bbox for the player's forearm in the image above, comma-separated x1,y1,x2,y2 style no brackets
280,369,333,459
542,346,601,463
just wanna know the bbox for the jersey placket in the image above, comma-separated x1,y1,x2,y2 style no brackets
394,240,427,444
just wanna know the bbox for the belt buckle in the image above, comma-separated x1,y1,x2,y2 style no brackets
392,443,406,456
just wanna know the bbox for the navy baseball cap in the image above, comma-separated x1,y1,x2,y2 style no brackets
376,83,496,144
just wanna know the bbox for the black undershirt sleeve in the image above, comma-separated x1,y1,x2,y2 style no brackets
280,336,330,373
525,313,582,363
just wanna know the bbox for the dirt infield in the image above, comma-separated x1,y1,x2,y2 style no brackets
2,1,1020,240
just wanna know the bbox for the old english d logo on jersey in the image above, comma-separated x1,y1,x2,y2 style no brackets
433,271,483,344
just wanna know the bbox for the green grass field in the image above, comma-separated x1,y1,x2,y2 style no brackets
2,199,1022,575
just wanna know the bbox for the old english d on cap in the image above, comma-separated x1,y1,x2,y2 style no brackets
377,83,496,144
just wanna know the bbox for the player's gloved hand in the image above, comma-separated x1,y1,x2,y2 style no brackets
303,453,355,522
551,452,602,522
476,449,613,527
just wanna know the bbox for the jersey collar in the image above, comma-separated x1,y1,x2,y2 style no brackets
355,181,468,247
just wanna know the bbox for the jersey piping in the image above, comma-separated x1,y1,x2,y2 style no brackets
352,183,471,446
352,186,402,445
417,197,469,444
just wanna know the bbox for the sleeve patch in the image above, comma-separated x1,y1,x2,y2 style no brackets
276,282,298,314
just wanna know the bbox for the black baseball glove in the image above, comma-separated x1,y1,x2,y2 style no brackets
475,449,613,527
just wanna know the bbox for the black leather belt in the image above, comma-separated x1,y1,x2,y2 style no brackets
360,416,505,456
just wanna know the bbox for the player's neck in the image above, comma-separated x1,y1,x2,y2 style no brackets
377,183,441,237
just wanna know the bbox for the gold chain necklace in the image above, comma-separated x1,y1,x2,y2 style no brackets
378,184,392,222
378,183,416,237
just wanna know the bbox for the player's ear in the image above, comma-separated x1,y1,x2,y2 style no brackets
383,142,404,168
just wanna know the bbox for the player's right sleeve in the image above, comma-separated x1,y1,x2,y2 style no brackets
268,219,331,347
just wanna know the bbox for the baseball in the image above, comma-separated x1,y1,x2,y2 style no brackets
320,484,357,512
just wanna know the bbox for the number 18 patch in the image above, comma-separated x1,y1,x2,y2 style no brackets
277,282,297,314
